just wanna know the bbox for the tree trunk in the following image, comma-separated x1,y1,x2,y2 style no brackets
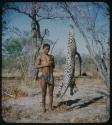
76,52,82,76
64,4,109,87
28,2,41,81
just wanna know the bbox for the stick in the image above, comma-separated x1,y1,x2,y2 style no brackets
50,39,59,54
2,91,15,98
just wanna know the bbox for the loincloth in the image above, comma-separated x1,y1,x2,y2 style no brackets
40,75,54,85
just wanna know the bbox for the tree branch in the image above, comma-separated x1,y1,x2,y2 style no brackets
3,91,15,98
38,16,64,22
63,2,109,87
3,6,33,19
50,39,59,54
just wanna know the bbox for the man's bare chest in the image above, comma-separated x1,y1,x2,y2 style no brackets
41,55,50,63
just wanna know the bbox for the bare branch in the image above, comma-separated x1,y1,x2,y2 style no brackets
50,39,59,54
38,16,64,22
2,91,15,98
63,2,109,87
4,6,32,18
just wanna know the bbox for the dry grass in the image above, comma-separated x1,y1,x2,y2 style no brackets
2,106,13,119
89,68,100,79
2,88,29,101
2,79,29,101
2,69,21,78
2,71,108,123
2,67,102,102
70,115,105,123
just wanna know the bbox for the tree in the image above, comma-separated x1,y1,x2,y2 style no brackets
2,37,28,79
60,2,109,88
2,2,63,80
59,2,110,113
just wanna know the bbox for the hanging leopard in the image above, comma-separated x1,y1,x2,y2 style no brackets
56,18,79,99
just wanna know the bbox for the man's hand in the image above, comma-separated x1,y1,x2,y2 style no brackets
37,64,50,68
43,64,50,67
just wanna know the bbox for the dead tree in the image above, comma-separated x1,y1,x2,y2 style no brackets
62,2,110,114
28,2,41,80
3,2,63,81
62,2,109,88
76,52,82,76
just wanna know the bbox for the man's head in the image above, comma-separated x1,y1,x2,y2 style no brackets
43,43,50,55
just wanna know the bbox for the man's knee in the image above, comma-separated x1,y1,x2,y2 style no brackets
49,92,53,97
42,90,46,96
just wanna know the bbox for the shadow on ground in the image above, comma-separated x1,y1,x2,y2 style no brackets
67,96,104,110
54,96,104,111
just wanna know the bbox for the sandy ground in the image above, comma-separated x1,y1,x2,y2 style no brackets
2,76,109,123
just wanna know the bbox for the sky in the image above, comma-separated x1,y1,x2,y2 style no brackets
2,2,109,57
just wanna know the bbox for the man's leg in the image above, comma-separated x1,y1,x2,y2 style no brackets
48,84,54,111
40,79,47,112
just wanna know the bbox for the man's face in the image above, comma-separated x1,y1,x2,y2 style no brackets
43,47,50,55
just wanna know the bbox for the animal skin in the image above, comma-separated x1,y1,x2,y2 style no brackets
56,18,77,98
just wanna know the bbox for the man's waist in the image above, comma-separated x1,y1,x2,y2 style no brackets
39,72,53,76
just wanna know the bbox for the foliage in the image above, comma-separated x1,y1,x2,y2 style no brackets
2,37,29,79
2,39,22,57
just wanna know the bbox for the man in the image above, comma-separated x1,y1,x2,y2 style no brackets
36,43,55,113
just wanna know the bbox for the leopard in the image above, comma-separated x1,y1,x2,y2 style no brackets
56,19,79,99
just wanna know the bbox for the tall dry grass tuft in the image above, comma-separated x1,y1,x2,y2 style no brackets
89,68,100,79
2,87,29,101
